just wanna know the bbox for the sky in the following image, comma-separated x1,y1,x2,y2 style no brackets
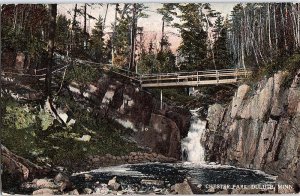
58,3,236,51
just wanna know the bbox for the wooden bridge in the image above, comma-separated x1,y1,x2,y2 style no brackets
1,57,252,90
110,67,252,88
1,58,251,107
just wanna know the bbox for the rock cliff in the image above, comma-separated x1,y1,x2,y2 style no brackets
67,73,191,159
204,70,300,190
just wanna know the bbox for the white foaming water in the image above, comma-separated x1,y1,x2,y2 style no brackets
181,109,207,163
73,164,149,177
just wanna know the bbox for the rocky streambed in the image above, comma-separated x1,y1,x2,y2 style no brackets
14,162,289,195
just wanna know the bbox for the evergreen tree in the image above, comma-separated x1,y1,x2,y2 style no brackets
1,4,50,68
157,4,176,52
112,3,148,68
157,48,176,73
176,4,209,71
113,17,131,67
157,3,217,71
213,13,223,39
213,17,232,69
89,16,105,63
56,14,71,53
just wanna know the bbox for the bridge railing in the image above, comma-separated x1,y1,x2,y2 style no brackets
138,68,252,86
140,68,238,77
110,67,142,83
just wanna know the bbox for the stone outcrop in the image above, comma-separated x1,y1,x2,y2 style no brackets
204,70,300,190
67,74,191,159
88,152,177,168
172,179,194,195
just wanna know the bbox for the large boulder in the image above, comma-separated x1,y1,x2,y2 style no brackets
173,179,193,195
135,113,181,159
32,188,56,195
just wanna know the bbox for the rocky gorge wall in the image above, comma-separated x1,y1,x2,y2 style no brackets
67,73,191,160
204,70,300,189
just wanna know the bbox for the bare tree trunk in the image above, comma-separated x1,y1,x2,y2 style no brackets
0,5,2,194
268,3,273,58
71,4,78,51
296,4,299,47
274,4,278,53
249,23,259,66
83,3,87,50
120,4,129,20
240,10,246,69
45,4,57,99
280,4,288,53
13,5,18,31
72,4,77,30
245,8,250,55
111,3,119,66
20,6,25,32
291,5,298,48
129,3,137,72
258,8,261,49
160,17,165,52
102,4,109,32
286,3,294,54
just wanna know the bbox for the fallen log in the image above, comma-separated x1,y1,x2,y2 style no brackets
1,145,50,181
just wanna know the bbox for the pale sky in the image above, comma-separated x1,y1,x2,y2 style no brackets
58,3,236,51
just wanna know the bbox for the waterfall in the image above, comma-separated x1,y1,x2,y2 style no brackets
181,109,206,163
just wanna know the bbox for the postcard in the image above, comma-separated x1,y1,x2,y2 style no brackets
1,2,299,195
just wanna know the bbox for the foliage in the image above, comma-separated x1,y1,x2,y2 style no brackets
56,14,71,53
1,4,48,66
113,17,131,61
112,3,148,67
157,4,177,24
137,53,158,74
213,16,233,69
1,99,41,159
156,49,176,73
157,3,219,71
65,64,101,84
38,109,54,131
176,4,209,70
89,16,111,63
228,3,300,68
3,103,36,130
245,53,300,90
1,94,141,171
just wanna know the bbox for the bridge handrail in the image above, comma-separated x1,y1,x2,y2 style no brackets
139,69,252,86
139,69,251,80
110,66,141,78
140,72,251,80
140,68,247,77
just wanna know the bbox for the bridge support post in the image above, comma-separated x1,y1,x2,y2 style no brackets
160,89,163,110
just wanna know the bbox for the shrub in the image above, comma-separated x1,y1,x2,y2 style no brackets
65,64,101,84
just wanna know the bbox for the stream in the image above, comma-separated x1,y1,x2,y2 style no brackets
71,109,278,194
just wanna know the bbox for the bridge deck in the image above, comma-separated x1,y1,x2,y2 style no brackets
53,60,251,88
111,67,252,88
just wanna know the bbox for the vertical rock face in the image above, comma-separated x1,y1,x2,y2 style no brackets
69,74,191,159
204,70,300,188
